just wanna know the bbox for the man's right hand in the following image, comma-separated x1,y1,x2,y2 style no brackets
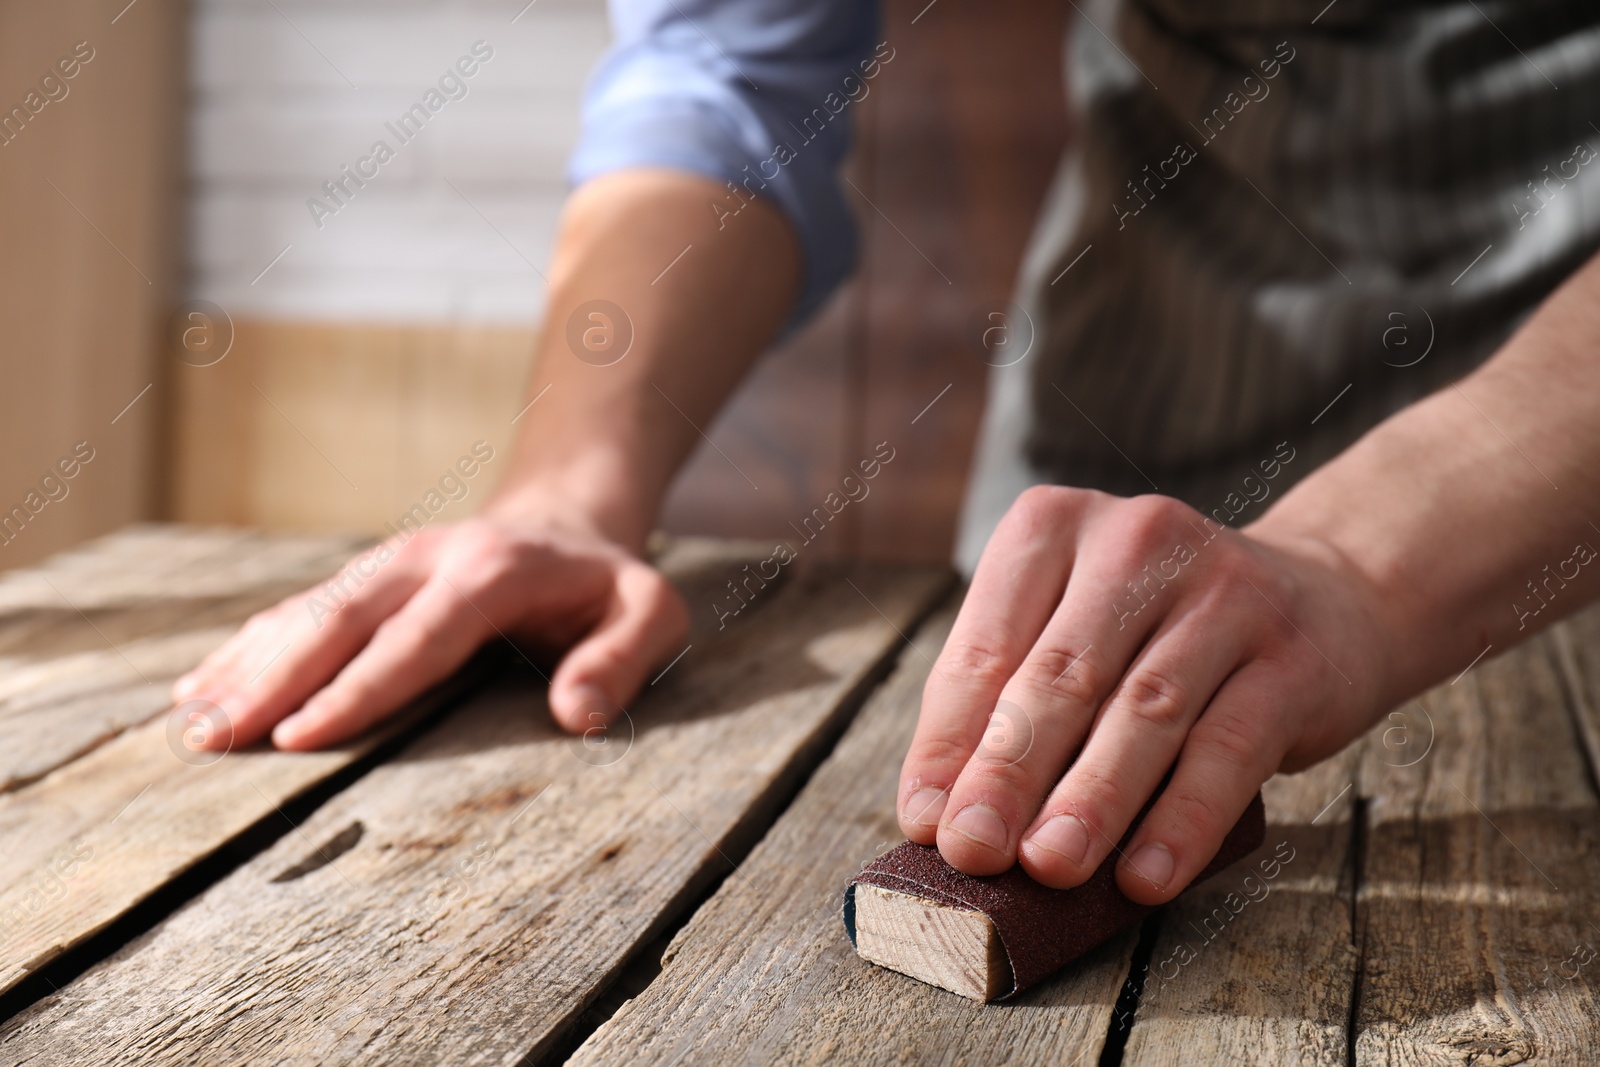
171,512,689,750
173,168,800,753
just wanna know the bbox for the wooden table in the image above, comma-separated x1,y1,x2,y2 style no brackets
0,526,1596,1064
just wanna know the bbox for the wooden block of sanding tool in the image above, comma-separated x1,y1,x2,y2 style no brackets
843,792,1265,1001
853,883,1010,1001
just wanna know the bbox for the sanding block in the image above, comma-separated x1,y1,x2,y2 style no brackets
843,792,1266,1000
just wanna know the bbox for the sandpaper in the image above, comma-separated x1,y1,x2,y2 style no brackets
843,791,1266,999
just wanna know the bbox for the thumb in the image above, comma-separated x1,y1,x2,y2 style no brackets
547,560,688,733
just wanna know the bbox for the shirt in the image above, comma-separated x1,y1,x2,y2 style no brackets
568,0,879,326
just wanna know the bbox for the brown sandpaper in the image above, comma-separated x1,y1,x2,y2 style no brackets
843,792,1266,999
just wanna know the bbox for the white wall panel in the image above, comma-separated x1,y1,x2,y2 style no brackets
188,0,608,323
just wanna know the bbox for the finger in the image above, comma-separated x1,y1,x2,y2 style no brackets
174,536,422,699
173,603,300,701
1014,602,1250,887
271,574,493,749
931,532,1174,875
178,563,428,749
547,560,688,733
1113,664,1289,904
898,487,1089,842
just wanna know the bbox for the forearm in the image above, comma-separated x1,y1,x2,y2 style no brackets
484,168,801,551
1252,249,1600,703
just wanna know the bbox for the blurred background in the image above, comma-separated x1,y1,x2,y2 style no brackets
0,0,1069,571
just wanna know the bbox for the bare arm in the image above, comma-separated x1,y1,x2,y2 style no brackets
488,168,801,552
1253,250,1600,706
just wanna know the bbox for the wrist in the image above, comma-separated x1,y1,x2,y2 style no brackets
1249,512,1407,693
1247,469,1458,708
482,448,658,554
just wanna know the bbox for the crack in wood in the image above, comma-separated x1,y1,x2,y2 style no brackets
271,821,365,883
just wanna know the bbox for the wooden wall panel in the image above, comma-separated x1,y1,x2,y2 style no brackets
0,0,185,568
170,319,535,532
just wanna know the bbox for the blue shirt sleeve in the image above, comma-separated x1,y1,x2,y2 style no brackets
569,0,883,328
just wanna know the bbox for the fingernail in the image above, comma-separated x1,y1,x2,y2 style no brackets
172,675,198,699
1028,814,1090,866
272,716,307,750
902,787,948,827
947,804,1008,853
566,683,609,711
561,684,616,731
1126,842,1175,888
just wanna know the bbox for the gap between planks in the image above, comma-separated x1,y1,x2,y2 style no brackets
0,554,951,1064
1352,620,1600,1062
567,597,1144,1066
572,603,1600,1065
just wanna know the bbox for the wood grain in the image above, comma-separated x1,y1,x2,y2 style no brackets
854,883,1009,1002
569,599,1139,1066
1354,626,1600,1063
0,527,463,996
0,673,460,998
0,561,949,1064
0,526,362,793
1121,751,1360,1066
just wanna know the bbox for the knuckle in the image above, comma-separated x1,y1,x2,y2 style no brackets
450,534,523,592
1067,769,1136,825
1126,494,1195,536
321,679,374,717
1005,485,1085,538
375,613,451,661
1204,545,1259,589
1014,483,1072,516
1113,668,1191,730
241,604,286,634
1190,710,1268,770
1014,646,1101,708
956,758,1038,805
937,637,1016,692
1159,787,1231,843
636,566,689,623
905,733,977,774
312,597,366,635
576,639,632,679
1113,496,1207,566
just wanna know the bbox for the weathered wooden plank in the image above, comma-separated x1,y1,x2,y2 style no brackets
0,527,496,997
1355,623,1600,1064
0,525,362,792
0,561,950,1064
0,655,477,999
0,528,775,1001
569,599,1139,1067
1120,748,1359,1066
